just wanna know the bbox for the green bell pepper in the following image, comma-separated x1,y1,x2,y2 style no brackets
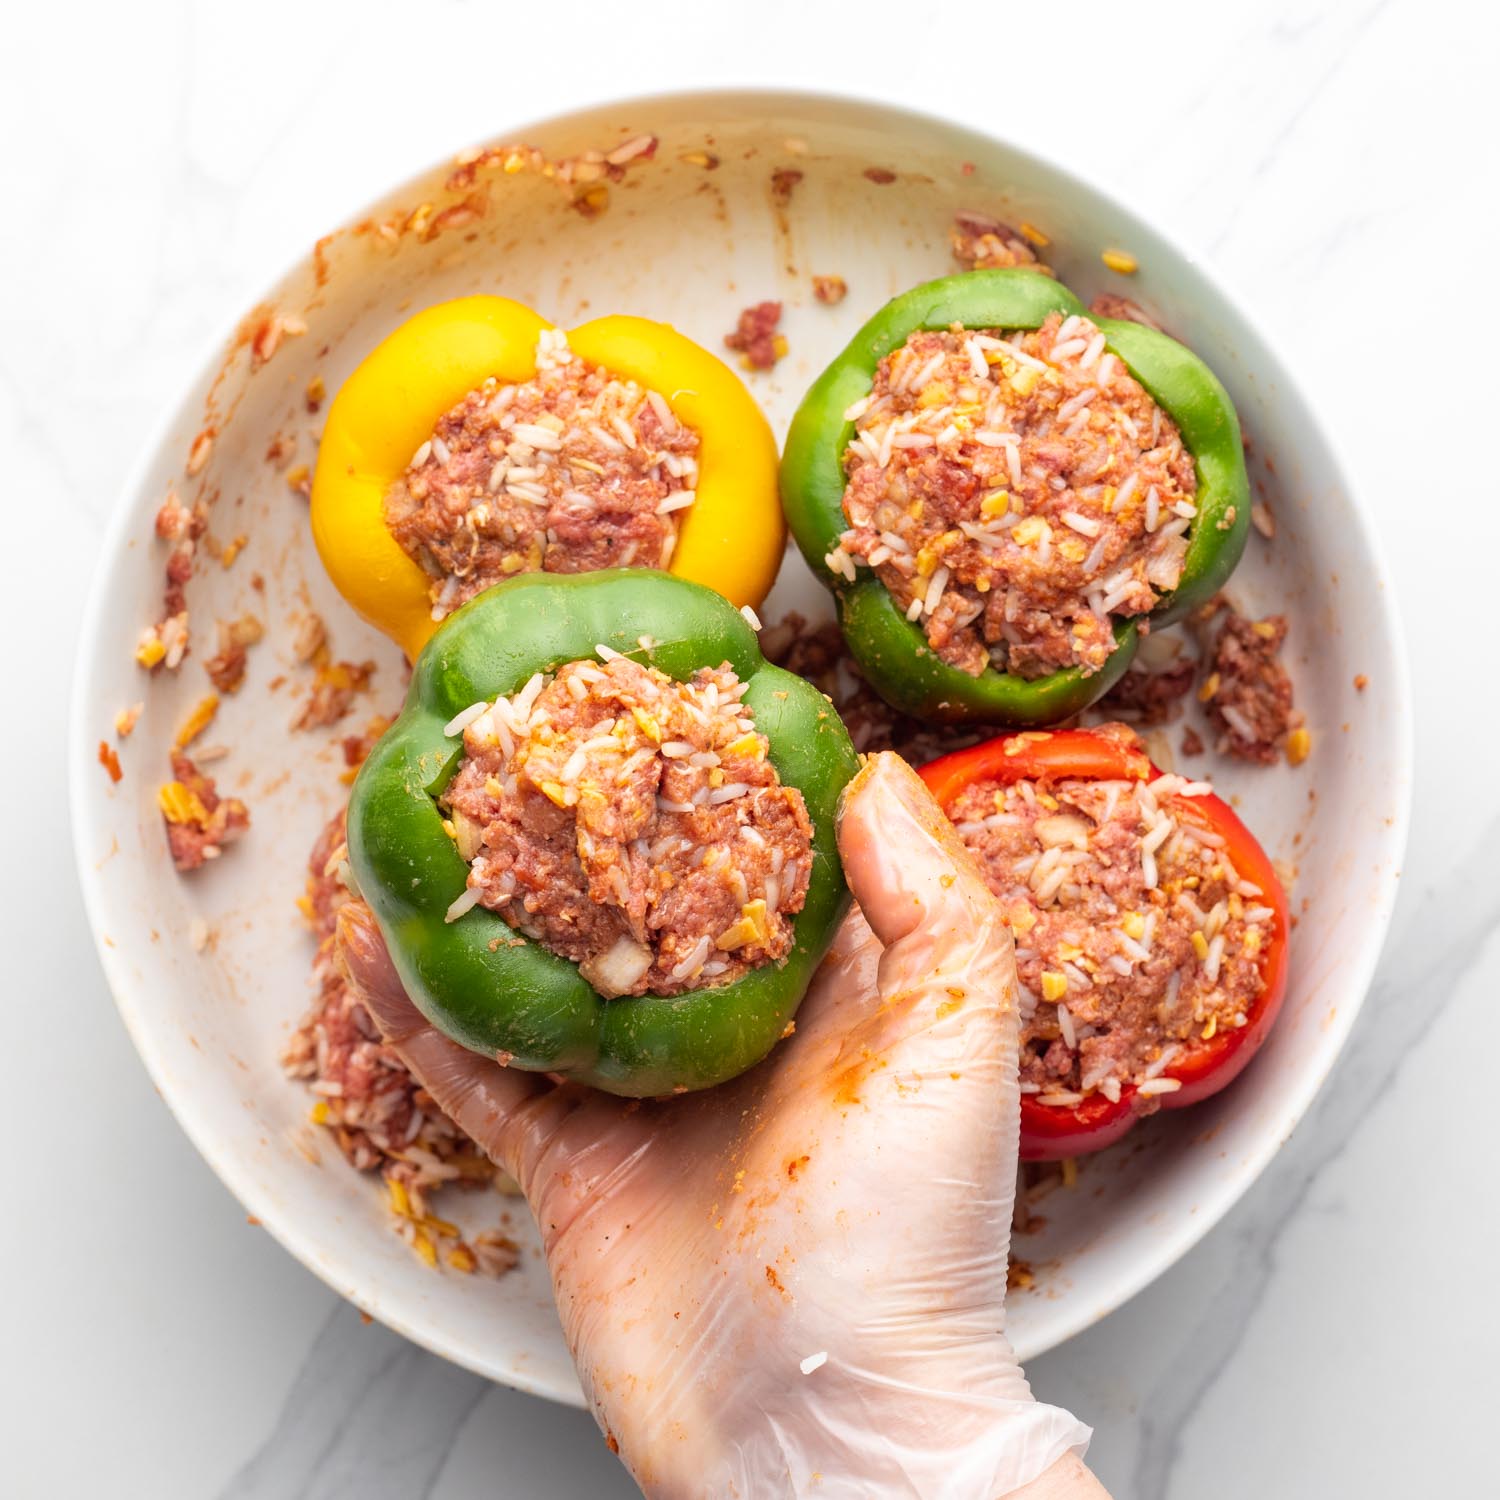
780,268,1250,726
346,569,860,1098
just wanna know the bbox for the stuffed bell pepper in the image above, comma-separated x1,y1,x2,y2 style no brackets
313,296,784,660
919,724,1288,1158
782,269,1250,726
347,569,859,1098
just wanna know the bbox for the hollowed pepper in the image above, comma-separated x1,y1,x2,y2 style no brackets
781,269,1250,726
919,727,1289,1158
312,296,784,660
347,569,860,1098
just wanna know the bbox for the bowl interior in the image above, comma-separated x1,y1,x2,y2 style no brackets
71,89,1409,1404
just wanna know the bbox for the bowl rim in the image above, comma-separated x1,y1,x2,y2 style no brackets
69,83,1415,1403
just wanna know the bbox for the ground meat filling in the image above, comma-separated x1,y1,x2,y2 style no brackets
385,329,700,621
1194,598,1299,763
442,653,814,998
829,315,1198,679
949,750,1274,1104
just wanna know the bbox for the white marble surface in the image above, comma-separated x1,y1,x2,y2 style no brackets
5,1,1496,1494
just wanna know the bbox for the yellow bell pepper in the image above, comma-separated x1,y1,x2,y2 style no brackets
311,296,784,659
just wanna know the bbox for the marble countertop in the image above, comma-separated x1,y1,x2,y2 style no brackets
7,1,1496,1494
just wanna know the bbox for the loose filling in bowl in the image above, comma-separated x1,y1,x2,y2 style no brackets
829,314,1197,679
285,807,522,1276
440,651,813,997
948,744,1273,1104
386,329,700,622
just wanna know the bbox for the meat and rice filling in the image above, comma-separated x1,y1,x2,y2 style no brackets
829,314,1198,679
441,651,814,998
386,329,701,621
948,742,1273,1104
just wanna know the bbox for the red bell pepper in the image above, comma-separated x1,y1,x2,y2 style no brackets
918,727,1289,1159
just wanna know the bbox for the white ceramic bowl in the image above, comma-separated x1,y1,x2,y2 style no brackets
70,89,1411,1406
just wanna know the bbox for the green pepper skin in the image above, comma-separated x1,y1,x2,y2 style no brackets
781,268,1250,725
347,570,860,1098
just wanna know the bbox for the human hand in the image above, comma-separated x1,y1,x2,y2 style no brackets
338,752,1092,1497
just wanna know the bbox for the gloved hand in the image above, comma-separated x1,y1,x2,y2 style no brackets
338,752,1093,1498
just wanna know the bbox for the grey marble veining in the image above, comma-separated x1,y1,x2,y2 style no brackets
6,1,1497,1495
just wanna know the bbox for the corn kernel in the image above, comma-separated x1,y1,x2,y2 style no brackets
136,635,166,669
1121,912,1146,940
1190,930,1210,960
173,694,220,750
980,490,1010,518
1040,971,1068,1003
1101,248,1138,274
158,781,208,825
1008,365,1041,396
1285,727,1311,766
1198,672,1221,702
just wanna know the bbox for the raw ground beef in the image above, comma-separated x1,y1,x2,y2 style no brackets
159,751,249,872
948,729,1273,1102
724,301,786,371
1194,597,1301,764
829,314,1198,680
443,653,813,997
951,212,1053,274
386,328,699,621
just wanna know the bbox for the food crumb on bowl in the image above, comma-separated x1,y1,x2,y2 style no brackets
204,614,265,695
1193,598,1302,765
725,301,786,371
98,740,123,784
771,167,803,206
114,702,143,739
159,751,250,872
951,212,1052,275
1101,248,1139,275
293,655,376,732
173,694,220,750
812,275,847,305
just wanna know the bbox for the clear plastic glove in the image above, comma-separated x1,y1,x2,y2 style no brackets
338,752,1093,1498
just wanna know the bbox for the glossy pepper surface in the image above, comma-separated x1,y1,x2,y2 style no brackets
347,570,860,1098
312,296,784,659
781,269,1250,726
919,727,1288,1158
